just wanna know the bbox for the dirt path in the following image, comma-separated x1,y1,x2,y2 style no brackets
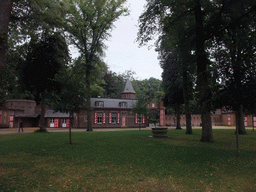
0,126,242,135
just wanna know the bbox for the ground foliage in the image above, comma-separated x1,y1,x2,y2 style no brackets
0,129,255,191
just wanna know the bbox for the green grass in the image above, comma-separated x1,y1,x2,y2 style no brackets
0,129,255,191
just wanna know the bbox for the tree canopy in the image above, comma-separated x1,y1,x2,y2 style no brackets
20,32,69,131
63,0,128,131
137,0,256,140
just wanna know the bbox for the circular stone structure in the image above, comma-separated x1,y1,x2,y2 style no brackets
151,127,168,138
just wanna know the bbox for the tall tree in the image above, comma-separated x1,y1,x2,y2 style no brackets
194,0,213,142
212,0,256,135
157,21,195,134
0,0,14,71
49,60,86,144
49,55,106,142
1,0,68,106
63,0,128,131
162,51,184,130
20,32,69,132
137,0,217,141
0,49,34,106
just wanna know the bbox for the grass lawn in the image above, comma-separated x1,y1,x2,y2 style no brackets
0,129,255,191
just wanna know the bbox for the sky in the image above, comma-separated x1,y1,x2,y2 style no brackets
104,0,162,80
70,0,163,80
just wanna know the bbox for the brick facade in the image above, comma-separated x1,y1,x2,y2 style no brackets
165,111,254,127
1,100,38,128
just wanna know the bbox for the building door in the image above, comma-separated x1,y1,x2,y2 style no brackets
122,112,126,127
62,118,66,127
50,118,54,127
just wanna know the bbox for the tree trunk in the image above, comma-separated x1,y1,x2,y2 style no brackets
201,110,213,142
235,104,247,135
185,106,192,134
194,0,213,142
69,110,73,144
0,0,14,71
139,114,141,131
176,103,182,129
183,68,192,134
39,90,47,132
86,62,92,131
253,115,255,132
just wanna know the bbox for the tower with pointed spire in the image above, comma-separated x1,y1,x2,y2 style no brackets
121,79,136,99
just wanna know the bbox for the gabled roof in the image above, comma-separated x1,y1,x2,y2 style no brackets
122,79,136,94
91,98,137,109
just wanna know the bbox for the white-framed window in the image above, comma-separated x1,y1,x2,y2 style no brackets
112,113,117,124
97,112,103,124
138,114,143,124
119,102,127,108
95,101,104,107
152,103,155,108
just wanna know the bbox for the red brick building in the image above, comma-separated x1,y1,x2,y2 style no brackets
0,100,39,128
164,109,255,127
0,79,147,128
73,79,147,128
1,80,255,128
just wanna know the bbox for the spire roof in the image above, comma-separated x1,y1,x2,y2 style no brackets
122,79,136,94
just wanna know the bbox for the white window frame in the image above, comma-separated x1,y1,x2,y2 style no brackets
138,114,143,124
97,112,103,124
95,101,104,107
112,113,117,124
119,102,127,108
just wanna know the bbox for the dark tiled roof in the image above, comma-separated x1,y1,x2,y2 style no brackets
91,98,137,109
122,79,136,94
44,110,70,118
15,114,39,118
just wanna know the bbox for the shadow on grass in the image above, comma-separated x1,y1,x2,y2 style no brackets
0,129,255,191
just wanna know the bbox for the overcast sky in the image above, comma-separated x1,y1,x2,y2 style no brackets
104,0,162,80
71,0,162,80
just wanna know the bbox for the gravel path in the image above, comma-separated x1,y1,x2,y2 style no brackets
0,126,241,135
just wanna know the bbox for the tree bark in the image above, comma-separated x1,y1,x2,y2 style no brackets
69,110,73,144
86,62,93,131
201,110,213,142
194,0,213,142
183,68,192,134
253,115,255,132
176,103,182,129
0,0,14,71
235,104,247,135
235,111,240,157
40,90,47,132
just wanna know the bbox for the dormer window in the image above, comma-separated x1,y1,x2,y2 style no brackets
95,101,104,107
119,102,128,108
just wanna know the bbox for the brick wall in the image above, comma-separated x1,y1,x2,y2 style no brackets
6,100,36,114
